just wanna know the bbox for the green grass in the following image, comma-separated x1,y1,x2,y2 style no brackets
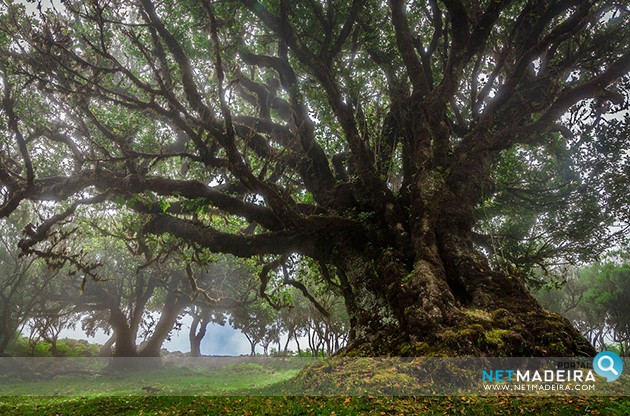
0,396,628,415
0,359,628,415
0,362,301,396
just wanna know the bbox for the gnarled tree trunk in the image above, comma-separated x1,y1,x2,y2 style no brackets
334,145,595,356
333,188,594,357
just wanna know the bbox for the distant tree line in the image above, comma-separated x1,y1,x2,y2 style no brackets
0,208,348,358
535,256,630,357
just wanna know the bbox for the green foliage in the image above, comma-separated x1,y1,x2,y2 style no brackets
479,106,630,283
5,337,100,358
0,209,62,354
535,258,630,355
607,399,630,416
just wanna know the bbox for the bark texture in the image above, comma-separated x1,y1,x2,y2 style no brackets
338,250,595,357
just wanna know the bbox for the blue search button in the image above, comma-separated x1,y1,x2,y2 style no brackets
593,351,623,382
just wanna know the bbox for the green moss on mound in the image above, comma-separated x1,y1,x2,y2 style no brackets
338,305,595,358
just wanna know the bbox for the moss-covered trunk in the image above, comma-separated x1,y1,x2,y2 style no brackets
334,226,595,357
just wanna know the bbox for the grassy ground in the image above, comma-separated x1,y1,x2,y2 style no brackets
0,396,628,415
0,362,300,396
0,360,628,415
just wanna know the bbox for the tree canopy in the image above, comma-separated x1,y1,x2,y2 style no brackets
537,258,630,356
1,0,628,356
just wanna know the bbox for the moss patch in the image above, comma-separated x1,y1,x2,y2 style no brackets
485,328,509,348
337,295,595,357
464,308,493,322
392,304,596,357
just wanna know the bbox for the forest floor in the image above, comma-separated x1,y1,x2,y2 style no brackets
0,360,628,415
0,395,628,415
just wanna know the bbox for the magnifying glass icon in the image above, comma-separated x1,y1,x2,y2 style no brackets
597,356,619,375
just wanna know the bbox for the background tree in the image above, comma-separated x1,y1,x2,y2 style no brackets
278,259,350,356
303,294,349,357
1,0,629,356
535,267,608,350
187,304,220,357
587,262,630,356
276,298,308,355
28,293,78,357
0,211,59,355
231,295,277,356
185,254,259,357
537,260,630,356
67,233,192,358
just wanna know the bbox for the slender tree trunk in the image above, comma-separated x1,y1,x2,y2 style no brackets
189,314,209,357
243,333,256,356
110,309,137,357
0,295,15,355
283,329,292,353
307,326,316,355
138,284,187,357
49,338,58,357
0,309,11,356
0,336,10,356
98,334,116,357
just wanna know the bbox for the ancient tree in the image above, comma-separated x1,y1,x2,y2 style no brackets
1,0,629,355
